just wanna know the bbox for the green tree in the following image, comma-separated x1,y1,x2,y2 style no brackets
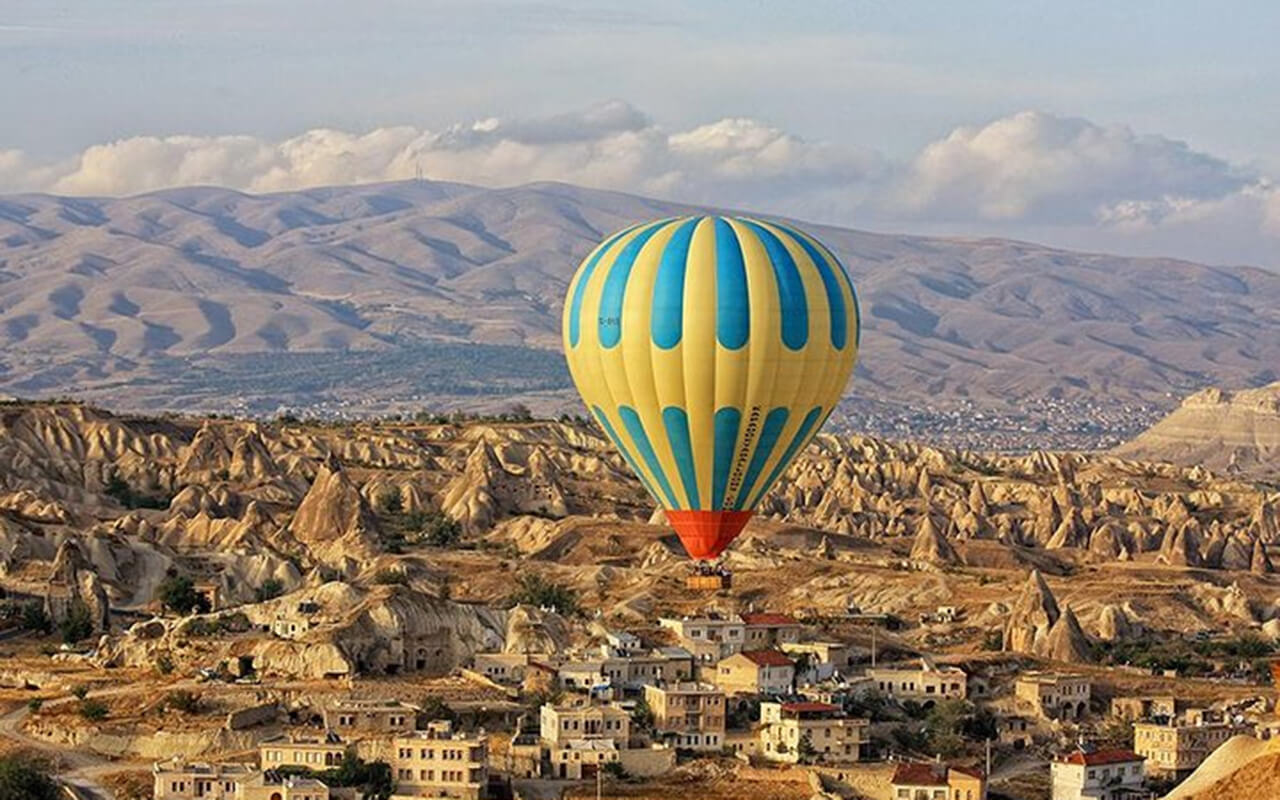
797,731,818,764
379,489,404,515
629,697,655,733
71,684,89,700
254,578,285,603
157,575,209,615
0,755,59,800
418,695,458,724
26,699,42,714
20,603,51,634
509,573,578,616
59,599,95,644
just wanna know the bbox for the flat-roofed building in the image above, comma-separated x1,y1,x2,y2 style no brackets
658,614,745,662
557,660,608,692
152,761,257,800
259,733,346,770
471,652,547,685
1110,695,1177,723
714,650,795,695
1050,748,1145,800
540,699,631,748
782,640,856,678
997,715,1033,749
239,773,330,800
596,649,695,691
759,701,869,764
866,660,967,703
550,739,620,780
742,613,803,648
1133,714,1249,779
644,682,726,751
323,699,417,737
390,720,488,800
1015,672,1091,721
890,762,986,800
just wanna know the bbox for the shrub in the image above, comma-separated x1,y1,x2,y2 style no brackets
409,510,462,547
156,575,209,615
71,685,89,701
603,761,627,780
0,754,59,800
255,578,285,603
21,603,51,634
378,489,404,515
156,654,174,675
418,695,458,724
165,690,202,714
26,698,43,714
103,475,171,510
79,699,108,721
509,574,578,615
373,569,408,586
59,600,95,644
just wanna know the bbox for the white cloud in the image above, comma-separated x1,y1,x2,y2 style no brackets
0,104,1277,267
3,101,882,218
886,110,1251,224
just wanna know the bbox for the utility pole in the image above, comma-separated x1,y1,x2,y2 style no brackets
596,763,602,800
871,625,877,667
985,738,992,778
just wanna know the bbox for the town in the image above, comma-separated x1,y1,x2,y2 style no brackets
130,604,1275,800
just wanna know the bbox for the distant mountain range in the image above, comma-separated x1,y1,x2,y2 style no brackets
1,180,1278,421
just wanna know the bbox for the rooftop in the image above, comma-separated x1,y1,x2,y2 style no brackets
891,763,948,786
1058,748,1145,766
736,650,794,668
1020,671,1089,684
650,681,721,695
328,698,417,711
742,613,797,626
779,701,842,715
564,738,619,751
153,761,257,776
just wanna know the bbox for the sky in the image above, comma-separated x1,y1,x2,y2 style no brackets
1,0,1278,268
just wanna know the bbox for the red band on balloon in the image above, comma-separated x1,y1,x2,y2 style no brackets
665,510,753,560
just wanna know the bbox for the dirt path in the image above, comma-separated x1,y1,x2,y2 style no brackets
0,680,200,800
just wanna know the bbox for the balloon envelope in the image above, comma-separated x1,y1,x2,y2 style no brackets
562,216,860,559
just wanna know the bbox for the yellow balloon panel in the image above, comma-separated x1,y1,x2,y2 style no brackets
563,215,860,513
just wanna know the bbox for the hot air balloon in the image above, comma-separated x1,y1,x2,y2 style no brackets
562,215,860,563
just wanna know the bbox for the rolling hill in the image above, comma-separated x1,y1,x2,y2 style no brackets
1,180,1278,424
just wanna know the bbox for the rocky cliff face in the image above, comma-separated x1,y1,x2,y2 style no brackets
1,400,1276,677
1115,383,1280,475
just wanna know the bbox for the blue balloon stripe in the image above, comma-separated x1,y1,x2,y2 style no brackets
599,221,667,349
712,407,741,510
619,406,679,508
748,406,823,507
591,405,659,501
662,406,701,509
714,220,750,350
733,407,789,510
743,220,808,350
778,227,847,350
568,223,641,347
651,217,700,350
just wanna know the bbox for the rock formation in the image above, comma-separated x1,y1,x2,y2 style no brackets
910,515,960,565
286,457,381,572
1002,570,1061,656
1115,382,1280,475
44,540,110,633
